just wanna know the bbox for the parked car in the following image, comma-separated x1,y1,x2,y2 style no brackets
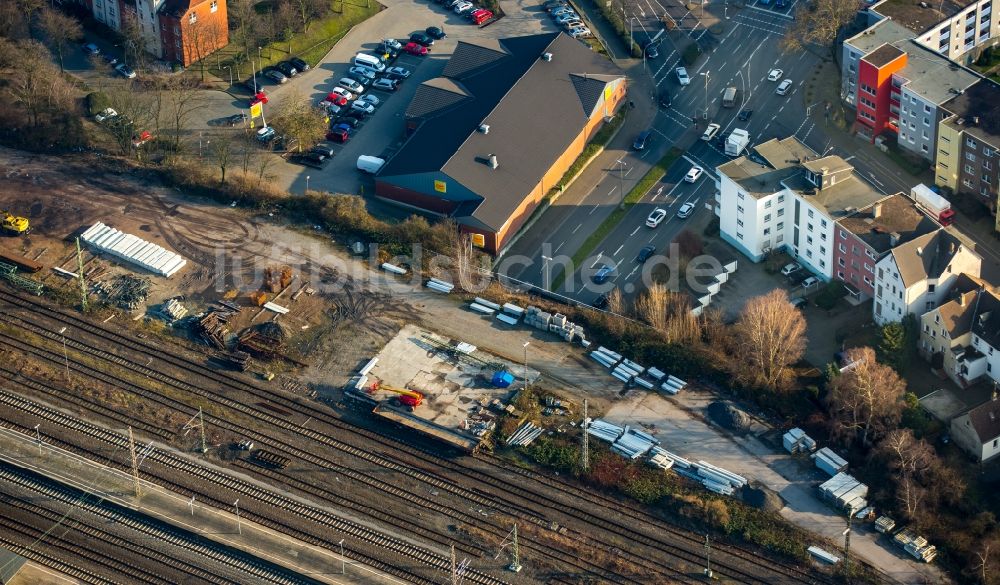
471,9,494,23
738,109,753,121
291,151,329,169
676,66,690,85
350,101,376,114
646,208,668,228
323,103,344,116
776,0,788,8
453,1,474,13
340,110,368,122
780,262,802,276
409,32,434,46
241,75,268,93
311,143,336,157
801,276,820,289
326,126,350,143
560,19,585,30
593,292,611,309
776,79,793,95
358,94,381,107
329,87,355,101
593,264,615,284
103,53,119,65
767,68,783,81
384,66,411,79
426,26,446,39
789,297,808,309
256,126,277,142
676,202,695,219
276,61,298,77
404,42,429,56
684,165,704,183
551,7,574,17
95,108,118,123
249,91,268,107
382,38,402,50
320,93,349,108
567,26,592,38
348,66,377,82
115,63,136,79
636,245,656,263
372,77,398,91
264,69,288,84
225,113,249,126
332,117,360,129
701,123,720,141
633,129,652,150
643,41,660,59
554,12,579,23
289,57,309,72
338,77,364,93
82,43,100,55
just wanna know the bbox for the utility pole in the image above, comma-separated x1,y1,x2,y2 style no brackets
234,499,242,535
75,238,87,312
844,514,853,582
198,408,207,453
701,71,711,121
58,327,70,383
616,159,627,209
451,544,458,585
581,399,590,471
507,524,522,573
127,426,141,497
522,342,530,393
704,534,713,578
33,424,42,456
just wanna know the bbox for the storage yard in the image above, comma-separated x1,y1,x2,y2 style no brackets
0,147,900,584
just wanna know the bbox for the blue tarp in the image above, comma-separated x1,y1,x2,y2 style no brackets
492,371,514,388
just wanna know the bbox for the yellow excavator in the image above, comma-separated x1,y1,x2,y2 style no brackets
369,380,424,409
2,211,29,235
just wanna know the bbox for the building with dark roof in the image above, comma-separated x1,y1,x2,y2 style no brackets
375,33,626,253
919,273,997,384
952,390,1000,462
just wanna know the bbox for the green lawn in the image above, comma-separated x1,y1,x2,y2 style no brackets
209,0,380,83
551,147,683,290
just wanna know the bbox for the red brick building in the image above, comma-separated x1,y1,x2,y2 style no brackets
158,0,228,66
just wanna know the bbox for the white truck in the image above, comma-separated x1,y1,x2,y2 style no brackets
725,128,750,157
910,183,955,226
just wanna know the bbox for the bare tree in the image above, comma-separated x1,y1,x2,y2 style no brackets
229,0,261,63
119,12,148,69
875,429,934,519
4,39,75,128
781,0,858,52
636,283,669,331
268,90,325,152
18,0,43,33
163,77,208,151
606,288,625,316
211,133,236,184
0,1,27,39
733,290,807,391
974,540,996,585
37,7,83,72
102,82,158,156
827,347,905,447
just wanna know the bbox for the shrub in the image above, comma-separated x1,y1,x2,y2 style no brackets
703,216,720,237
814,281,847,310
523,437,579,474
86,92,110,116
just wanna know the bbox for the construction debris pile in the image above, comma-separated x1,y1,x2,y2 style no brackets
586,420,660,459
226,350,253,371
782,427,817,454
81,222,187,278
237,322,305,366
264,266,293,292
460,407,497,438
159,298,188,322
589,346,688,393
707,401,751,434
893,528,937,563
194,307,239,349
94,274,151,310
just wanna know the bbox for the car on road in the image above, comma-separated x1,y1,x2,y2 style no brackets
82,43,100,55
328,87,354,101
738,109,753,121
338,77,364,93
643,41,660,59
776,79,793,95
384,66,411,80
95,108,118,123
409,32,434,46
225,113,249,126
675,67,690,85
348,66,377,82
676,202,695,219
290,57,309,72
567,26,592,38
593,264,615,284
311,143,336,157
636,245,656,263
633,129,652,150
646,208,668,228
801,276,820,289
658,90,671,108
350,100,376,114
372,78,398,91
789,297,808,309
276,61,298,77
358,94,381,107
767,68,783,81
404,42,429,56
426,26,446,39
701,123,720,141
684,165,704,183
264,68,288,84
115,63,136,79
780,261,802,276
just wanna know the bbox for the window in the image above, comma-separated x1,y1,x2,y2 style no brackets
763,228,771,236
839,257,846,267
922,144,929,153
922,130,929,139
764,214,772,222
860,83,876,95
924,104,931,114
821,233,827,241
985,148,994,157
210,0,218,11
174,25,180,35
865,249,875,259
967,152,978,162
777,222,784,231
968,137,979,148
839,243,847,253
966,164,976,173
189,11,197,23
737,205,744,214
776,234,784,243
777,208,785,217
985,174,993,184
807,223,814,232
808,209,815,218
865,263,873,272
864,276,873,286
737,192,745,200
737,232,744,240
764,199,772,208
820,260,826,268
806,249,813,258
807,235,814,245
928,302,936,312
821,219,828,228
964,178,975,188
986,160,993,170
820,246,827,255
840,229,847,239
852,246,859,255
778,194,785,203
737,219,744,227
838,271,845,279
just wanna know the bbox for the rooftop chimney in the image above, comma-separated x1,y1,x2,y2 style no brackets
917,246,923,256
541,52,553,62
889,231,901,246
478,124,490,134
873,203,883,219
950,241,956,254
488,154,498,169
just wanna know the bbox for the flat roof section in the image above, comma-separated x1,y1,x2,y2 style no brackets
941,79,1000,145
862,43,906,68
870,0,977,35
845,18,914,54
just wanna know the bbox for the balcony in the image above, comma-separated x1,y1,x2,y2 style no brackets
956,346,989,383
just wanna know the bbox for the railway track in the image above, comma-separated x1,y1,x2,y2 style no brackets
0,289,831,583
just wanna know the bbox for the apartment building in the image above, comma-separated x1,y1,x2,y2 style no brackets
833,193,939,300
716,137,884,278
872,228,982,324
919,273,999,386
935,79,1000,230
868,0,1000,64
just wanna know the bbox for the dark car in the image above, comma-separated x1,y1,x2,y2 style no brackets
425,26,446,39
592,264,615,284
738,109,753,121
225,113,249,126
340,110,368,122
633,129,652,150
593,292,610,309
789,296,808,309
375,43,400,60
326,128,349,143
289,57,309,72
333,117,360,129
347,71,374,85
776,0,787,7
636,245,656,263
276,61,298,77
409,32,434,46
643,42,660,59
658,91,671,109
291,151,329,169
311,142,336,157
241,75,269,93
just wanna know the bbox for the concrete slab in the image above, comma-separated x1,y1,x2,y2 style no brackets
919,388,971,422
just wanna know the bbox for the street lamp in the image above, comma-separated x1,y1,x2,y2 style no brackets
700,71,711,120
34,424,41,456
223,65,232,87
234,499,241,535
541,255,553,290
338,539,346,574
615,158,627,209
522,341,530,392
306,175,311,192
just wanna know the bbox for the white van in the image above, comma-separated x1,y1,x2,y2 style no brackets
353,53,386,73
356,155,385,174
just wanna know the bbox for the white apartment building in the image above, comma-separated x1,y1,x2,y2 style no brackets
873,229,982,324
716,138,884,279
869,0,1000,64
92,0,122,30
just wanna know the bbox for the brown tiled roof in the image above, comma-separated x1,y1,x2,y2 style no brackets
966,398,1000,443
836,193,938,254
934,273,987,335
888,229,971,287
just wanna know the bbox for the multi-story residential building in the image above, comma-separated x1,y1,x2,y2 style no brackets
716,137,884,278
850,38,978,159
841,19,914,107
868,0,1000,64
935,78,1000,228
919,273,999,386
872,228,982,324
833,193,939,300
91,0,123,31
123,0,166,60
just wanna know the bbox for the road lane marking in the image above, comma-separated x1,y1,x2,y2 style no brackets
631,226,641,236
614,244,624,256
589,204,599,215
555,241,565,253
572,223,582,233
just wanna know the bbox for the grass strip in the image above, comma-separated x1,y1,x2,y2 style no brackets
552,147,683,290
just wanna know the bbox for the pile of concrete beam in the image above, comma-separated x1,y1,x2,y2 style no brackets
588,346,685,392
813,447,848,476
648,446,692,469
425,278,454,294
611,427,659,459
694,460,748,496
81,222,187,278
648,450,675,470
521,306,586,343
160,298,188,321
380,262,406,275
819,472,868,514
506,421,543,447
524,305,552,330
469,297,499,315
660,376,687,395
586,419,623,442
782,427,817,454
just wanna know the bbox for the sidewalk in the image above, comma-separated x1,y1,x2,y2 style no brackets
0,426,401,585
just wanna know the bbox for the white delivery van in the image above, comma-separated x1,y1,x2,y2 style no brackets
353,53,386,72
356,155,385,174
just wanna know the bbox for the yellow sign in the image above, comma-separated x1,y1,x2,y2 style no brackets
471,233,485,248
250,102,263,119
604,86,612,102
434,180,447,193
249,120,255,129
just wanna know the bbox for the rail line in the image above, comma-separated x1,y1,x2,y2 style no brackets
0,289,830,583
0,523,125,585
